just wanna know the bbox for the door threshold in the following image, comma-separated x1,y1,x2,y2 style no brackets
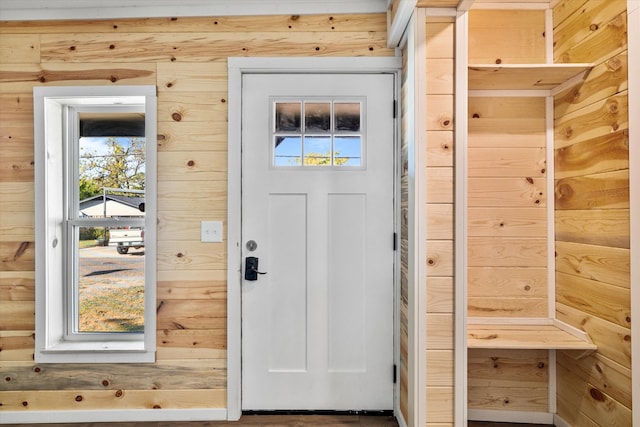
243,410,395,416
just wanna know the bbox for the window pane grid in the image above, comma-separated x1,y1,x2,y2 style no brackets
273,100,362,168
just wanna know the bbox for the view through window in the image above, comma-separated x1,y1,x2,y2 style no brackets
73,113,146,334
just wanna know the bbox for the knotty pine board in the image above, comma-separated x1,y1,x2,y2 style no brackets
556,271,630,328
0,14,387,34
554,52,628,119
554,0,627,64
469,10,546,64
556,362,631,426
554,130,629,180
555,240,630,289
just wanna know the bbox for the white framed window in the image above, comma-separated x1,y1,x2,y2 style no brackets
271,98,364,168
34,86,157,363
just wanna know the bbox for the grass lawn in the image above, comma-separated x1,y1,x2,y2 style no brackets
79,285,145,332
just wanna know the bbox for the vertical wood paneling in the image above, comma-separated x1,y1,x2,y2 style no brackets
0,13,392,414
553,1,631,425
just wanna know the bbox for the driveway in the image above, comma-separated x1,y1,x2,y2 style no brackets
79,245,144,293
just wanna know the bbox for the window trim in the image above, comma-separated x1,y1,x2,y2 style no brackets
34,85,157,363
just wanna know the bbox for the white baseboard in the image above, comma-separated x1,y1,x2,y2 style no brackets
396,410,408,427
0,408,227,424
554,413,571,427
468,409,554,424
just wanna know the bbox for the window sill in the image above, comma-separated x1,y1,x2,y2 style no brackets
36,340,155,363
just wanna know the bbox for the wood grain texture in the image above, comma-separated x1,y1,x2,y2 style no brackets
554,91,628,150
426,131,453,167
468,208,546,237
557,350,632,409
555,241,630,289
0,63,157,93
468,237,547,268
468,297,547,318
468,324,596,351
426,350,454,387
556,303,631,368
0,389,226,411
40,32,392,63
0,12,398,416
556,10,627,65
556,362,631,427
554,53,628,119
468,10,546,64
0,361,225,391
554,0,627,64
468,267,547,298
468,349,548,388
554,130,629,180
556,271,630,328
555,209,629,249
553,2,631,421
0,14,387,35
468,148,546,178
0,34,40,64
556,171,630,223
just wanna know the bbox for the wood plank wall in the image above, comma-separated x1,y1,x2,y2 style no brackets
0,14,393,414
424,17,455,426
553,1,632,425
466,9,551,415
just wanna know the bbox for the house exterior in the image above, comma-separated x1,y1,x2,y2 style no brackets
0,1,637,426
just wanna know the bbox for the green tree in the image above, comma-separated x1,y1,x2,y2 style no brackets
79,137,145,193
294,151,349,166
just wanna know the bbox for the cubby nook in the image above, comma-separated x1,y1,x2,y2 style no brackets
464,4,609,423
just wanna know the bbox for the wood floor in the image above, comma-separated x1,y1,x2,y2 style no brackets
0,416,554,427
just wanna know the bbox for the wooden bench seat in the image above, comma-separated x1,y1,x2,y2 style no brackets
467,319,597,354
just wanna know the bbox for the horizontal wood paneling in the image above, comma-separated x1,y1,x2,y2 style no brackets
0,34,40,64
556,271,630,328
39,32,392,63
469,10,546,64
554,53,628,118
468,267,547,298
557,351,632,409
554,130,629,180
555,170,629,210
554,91,628,149
0,389,226,411
555,209,629,249
468,208,546,237
468,178,546,207
555,7,628,65
556,303,631,369
468,237,546,267
556,362,631,427
426,350,454,387
0,361,225,391
0,15,387,34
0,63,157,93
555,241,630,289
0,12,393,415
468,349,548,388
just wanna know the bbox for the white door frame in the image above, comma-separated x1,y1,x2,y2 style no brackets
227,57,402,420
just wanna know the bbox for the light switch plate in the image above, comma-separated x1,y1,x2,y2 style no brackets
201,220,223,242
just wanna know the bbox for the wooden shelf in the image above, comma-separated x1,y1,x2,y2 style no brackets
468,320,597,353
468,63,593,90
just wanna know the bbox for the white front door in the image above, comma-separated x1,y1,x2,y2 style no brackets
241,73,395,411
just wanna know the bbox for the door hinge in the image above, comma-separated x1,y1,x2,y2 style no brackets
393,364,397,383
393,100,397,119
393,232,397,251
